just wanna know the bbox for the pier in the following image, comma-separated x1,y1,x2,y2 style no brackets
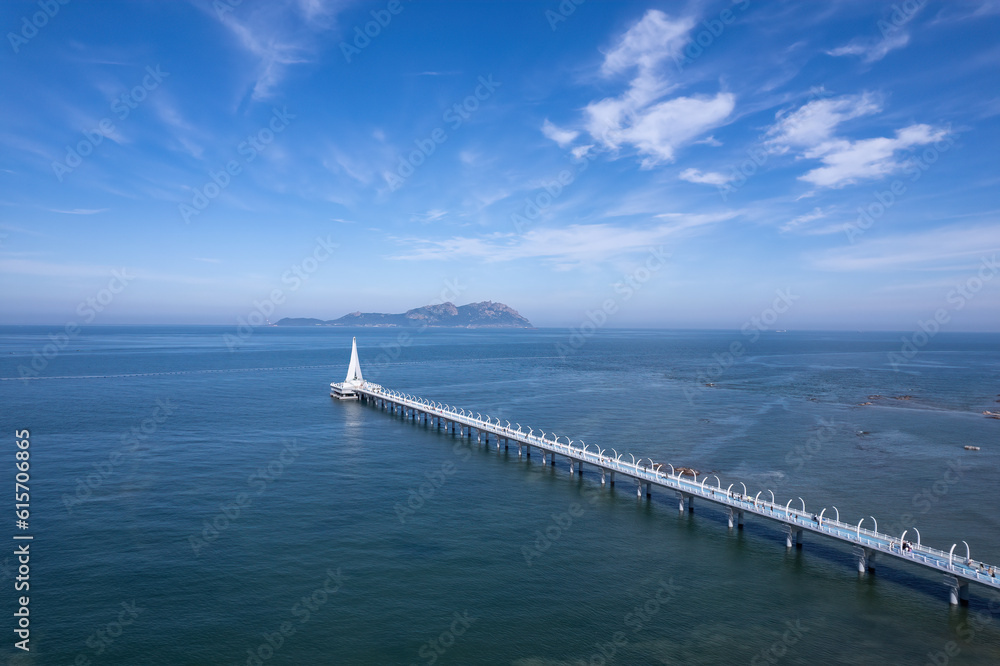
331,338,1000,606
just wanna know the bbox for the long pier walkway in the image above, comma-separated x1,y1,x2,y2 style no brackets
331,338,999,606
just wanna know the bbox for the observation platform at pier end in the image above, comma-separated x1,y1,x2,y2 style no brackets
330,339,1000,607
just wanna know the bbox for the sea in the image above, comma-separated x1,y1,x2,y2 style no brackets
0,326,998,665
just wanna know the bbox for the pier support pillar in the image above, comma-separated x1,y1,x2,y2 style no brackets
738,510,744,529
678,494,686,513
542,451,548,465
857,548,876,573
795,529,803,549
517,443,522,457
727,508,735,530
525,445,530,458
688,495,693,512
785,525,794,549
645,482,652,498
637,480,644,499
579,462,584,476
948,578,970,606
504,438,508,451
610,471,615,486
601,469,606,485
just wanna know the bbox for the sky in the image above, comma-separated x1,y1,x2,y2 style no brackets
1,0,999,330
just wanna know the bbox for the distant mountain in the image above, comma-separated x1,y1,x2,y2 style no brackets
275,301,533,328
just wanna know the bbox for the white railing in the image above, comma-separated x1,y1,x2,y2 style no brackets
355,383,1000,587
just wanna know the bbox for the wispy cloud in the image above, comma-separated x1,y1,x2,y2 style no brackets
214,0,348,101
811,224,1000,271
541,119,579,148
679,168,732,187
410,209,447,224
828,30,910,63
0,258,222,285
0,258,126,279
781,206,827,232
46,208,109,215
390,213,736,267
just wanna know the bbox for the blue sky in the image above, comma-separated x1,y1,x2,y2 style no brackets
1,0,998,329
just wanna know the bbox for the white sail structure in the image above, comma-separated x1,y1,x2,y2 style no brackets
330,337,365,399
344,336,363,387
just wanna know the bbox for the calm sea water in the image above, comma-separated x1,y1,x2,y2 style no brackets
1,326,999,665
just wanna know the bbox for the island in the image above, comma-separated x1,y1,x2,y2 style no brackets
276,301,533,328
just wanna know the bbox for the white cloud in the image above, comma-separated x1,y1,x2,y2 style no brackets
679,168,732,186
323,147,375,185
541,119,579,148
767,93,881,150
766,93,948,188
812,224,1000,272
0,259,124,279
613,94,735,167
215,0,347,100
800,124,948,188
410,209,447,224
46,208,109,215
390,213,733,267
780,207,827,232
828,30,910,63
693,135,722,147
551,10,734,168
600,10,693,79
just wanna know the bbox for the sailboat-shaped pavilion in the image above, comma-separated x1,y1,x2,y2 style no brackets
330,337,364,399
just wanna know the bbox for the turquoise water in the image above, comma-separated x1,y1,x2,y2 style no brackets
1,326,999,665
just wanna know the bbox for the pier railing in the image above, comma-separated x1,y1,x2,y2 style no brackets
347,381,1000,599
